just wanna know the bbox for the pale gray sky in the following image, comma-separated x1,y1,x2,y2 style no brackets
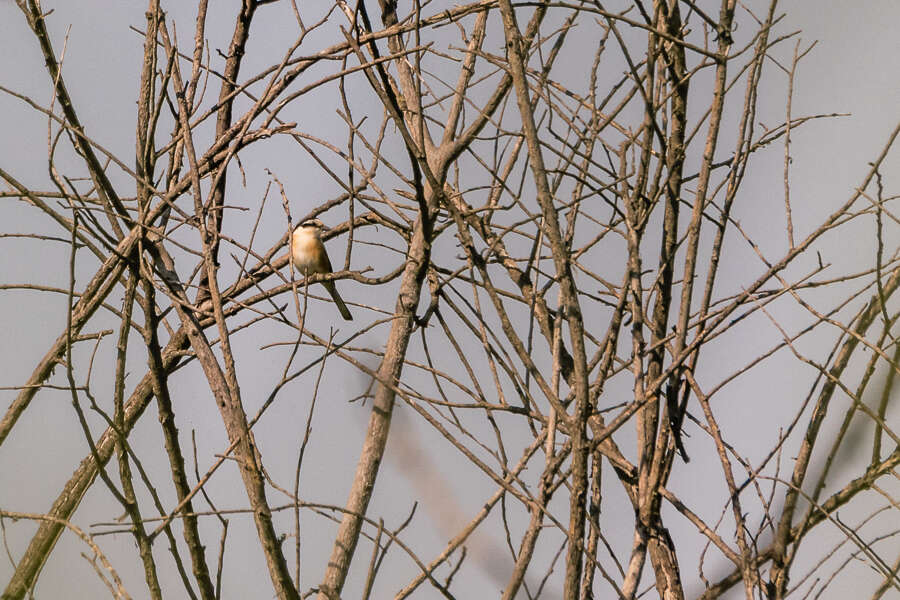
1,2,898,599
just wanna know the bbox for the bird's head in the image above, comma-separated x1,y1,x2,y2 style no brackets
298,218,326,231
294,218,327,241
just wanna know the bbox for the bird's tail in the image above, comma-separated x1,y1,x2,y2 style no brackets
323,281,353,320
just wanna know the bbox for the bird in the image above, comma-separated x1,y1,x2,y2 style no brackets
290,218,353,320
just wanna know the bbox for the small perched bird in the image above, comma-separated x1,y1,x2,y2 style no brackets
290,219,353,320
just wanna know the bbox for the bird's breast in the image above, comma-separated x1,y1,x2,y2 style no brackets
291,231,324,273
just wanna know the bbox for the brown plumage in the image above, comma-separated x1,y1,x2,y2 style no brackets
290,219,352,320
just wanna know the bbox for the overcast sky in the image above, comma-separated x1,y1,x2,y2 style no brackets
1,2,898,599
